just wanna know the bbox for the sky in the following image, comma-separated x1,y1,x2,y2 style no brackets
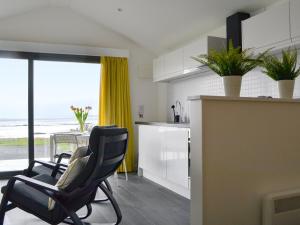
0,58,100,120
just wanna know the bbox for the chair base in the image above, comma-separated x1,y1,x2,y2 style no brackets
63,204,93,224
93,179,113,203
98,183,122,225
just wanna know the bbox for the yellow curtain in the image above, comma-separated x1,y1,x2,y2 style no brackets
99,56,134,172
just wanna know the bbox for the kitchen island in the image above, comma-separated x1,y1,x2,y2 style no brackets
189,95,300,225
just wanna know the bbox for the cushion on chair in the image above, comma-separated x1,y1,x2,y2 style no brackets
68,146,89,164
48,155,90,210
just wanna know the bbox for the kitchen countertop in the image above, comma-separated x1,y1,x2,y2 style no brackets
135,121,190,128
188,95,300,103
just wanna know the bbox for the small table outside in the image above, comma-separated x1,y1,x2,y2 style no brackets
49,132,90,161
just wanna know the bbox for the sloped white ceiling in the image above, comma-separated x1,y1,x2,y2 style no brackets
0,0,48,19
0,0,281,54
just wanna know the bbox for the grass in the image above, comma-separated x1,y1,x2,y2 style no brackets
0,138,48,146
0,138,74,152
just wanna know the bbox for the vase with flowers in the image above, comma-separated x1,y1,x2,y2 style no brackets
70,105,92,132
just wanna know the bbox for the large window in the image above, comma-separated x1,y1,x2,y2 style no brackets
34,61,100,160
0,52,100,177
0,59,28,172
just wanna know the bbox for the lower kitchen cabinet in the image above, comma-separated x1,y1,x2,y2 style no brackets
138,124,190,198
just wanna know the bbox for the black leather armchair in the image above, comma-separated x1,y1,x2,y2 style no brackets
0,127,128,225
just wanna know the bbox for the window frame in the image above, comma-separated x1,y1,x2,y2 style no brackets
0,50,100,178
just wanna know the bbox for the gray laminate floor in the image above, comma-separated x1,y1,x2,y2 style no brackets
0,174,190,225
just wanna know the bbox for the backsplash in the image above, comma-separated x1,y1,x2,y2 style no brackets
167,68,300,122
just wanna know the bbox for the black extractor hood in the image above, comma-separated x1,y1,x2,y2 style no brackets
226,12,250,50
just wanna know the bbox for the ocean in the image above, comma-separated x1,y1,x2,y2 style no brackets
0,116,98,138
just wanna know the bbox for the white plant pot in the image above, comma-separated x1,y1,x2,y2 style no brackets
278,80,295,99
223,76,242,97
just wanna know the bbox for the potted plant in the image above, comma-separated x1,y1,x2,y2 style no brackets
192,41,266,97
260,48,300,99
70,105,92,132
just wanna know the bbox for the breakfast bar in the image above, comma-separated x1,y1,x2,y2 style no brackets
189,96,300,225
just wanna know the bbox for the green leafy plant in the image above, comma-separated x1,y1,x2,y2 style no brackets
70,105,92,132
192,41,266,77
261,48,300,81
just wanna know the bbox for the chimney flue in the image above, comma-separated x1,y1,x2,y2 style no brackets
226,12,250,50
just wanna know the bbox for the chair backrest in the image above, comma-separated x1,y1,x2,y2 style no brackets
62,126,127,192
85,125,117,155
88,126,128,182
58,126,128,211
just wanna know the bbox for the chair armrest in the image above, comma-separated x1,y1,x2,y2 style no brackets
27,160,67,177
54,153,72,163
54,153,72,159
33,160,68,169
12,175,60,194
54,163,68,168
32,160,57,169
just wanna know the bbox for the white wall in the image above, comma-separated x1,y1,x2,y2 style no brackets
0,6,158,122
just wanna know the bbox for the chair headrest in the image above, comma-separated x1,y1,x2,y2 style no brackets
88,126,127,155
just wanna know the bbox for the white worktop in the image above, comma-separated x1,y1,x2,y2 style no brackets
188,95,300,103
135,121,190,128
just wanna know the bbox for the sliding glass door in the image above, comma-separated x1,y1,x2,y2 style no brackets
0,51,100,178
34,60,100,160
0,59,29,173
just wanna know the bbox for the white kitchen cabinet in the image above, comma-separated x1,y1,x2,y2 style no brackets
165,127,189,188
138,124,190,198
164,48,183,76
153,36,225,82
290,0,300,42
153,49,183,82
153,58,159,80
242,2,291,50
183,38,206,70
183,36,225,71
153,56,164,81
138,125,166,179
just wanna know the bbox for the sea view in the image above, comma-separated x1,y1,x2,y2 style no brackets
0,116,98,138
0,116,98,171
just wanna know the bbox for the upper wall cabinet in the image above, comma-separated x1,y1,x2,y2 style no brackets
290,0,300,42
164,48,184,78
183,36,225,71
183,38,206,70
242,2,291,52
153,48,183,82
153,48,184,82
153,56,164,81
153,36,225,82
